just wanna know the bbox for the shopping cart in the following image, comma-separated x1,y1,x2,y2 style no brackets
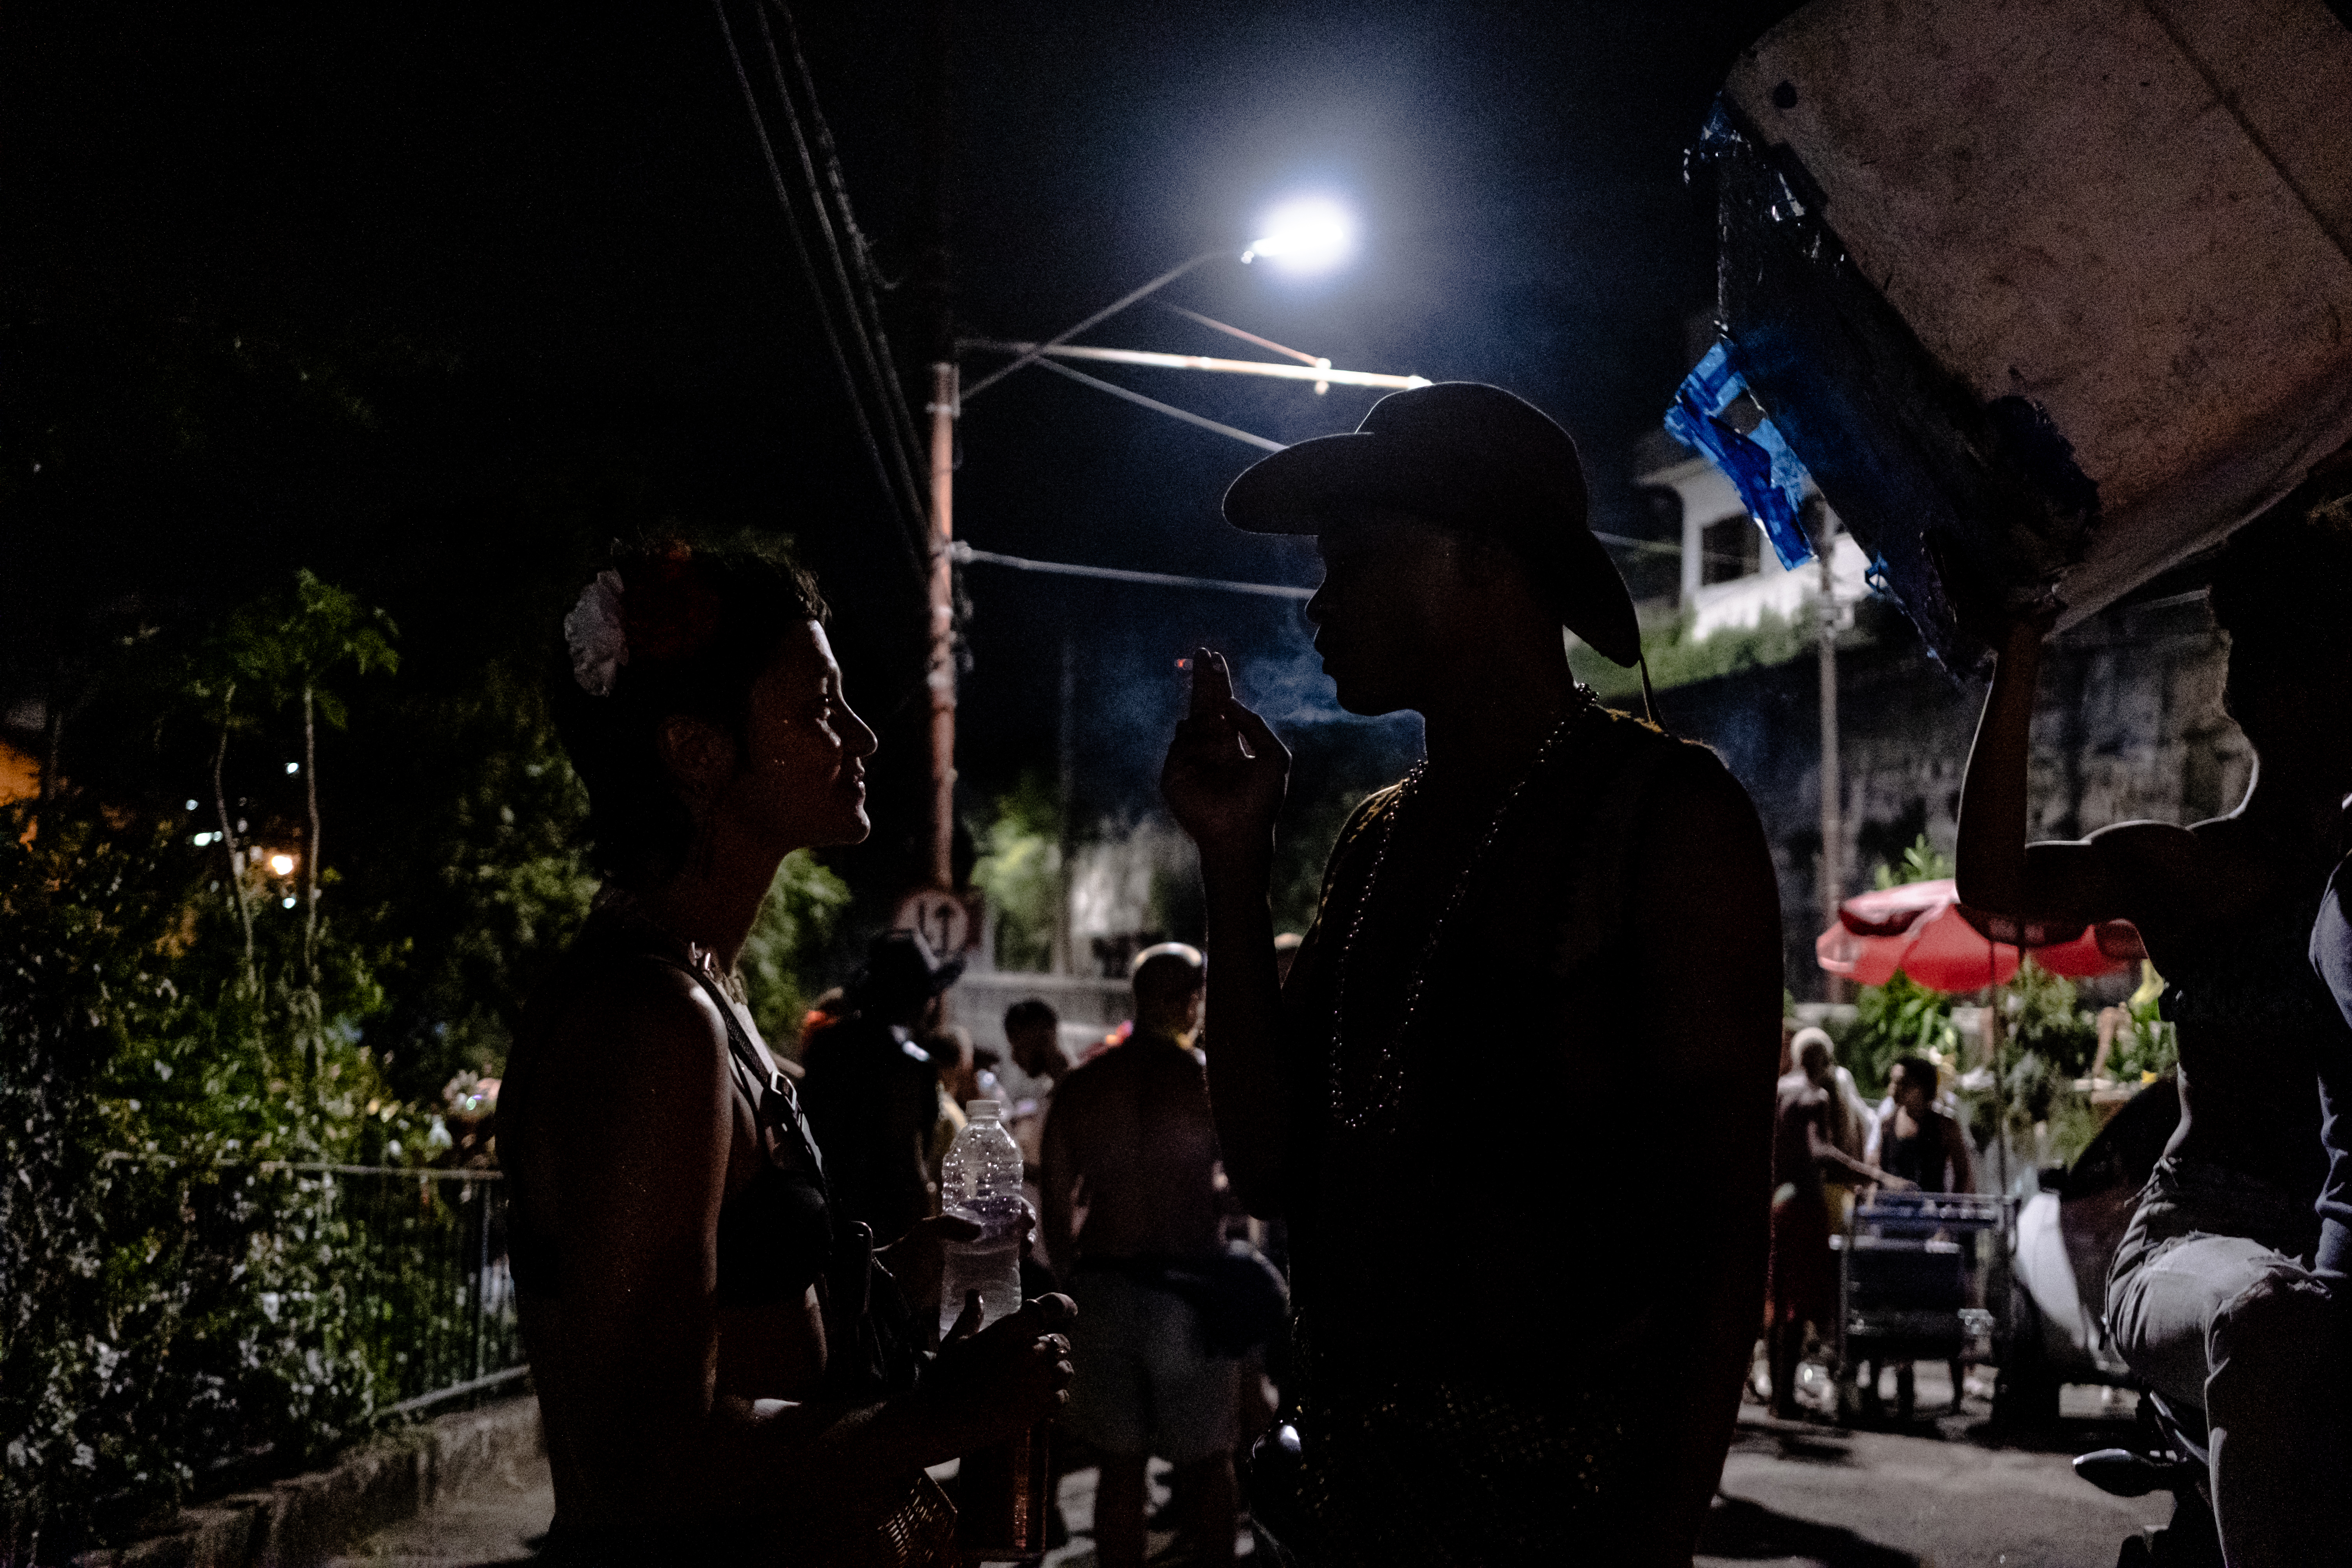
1836,1191,2003,1421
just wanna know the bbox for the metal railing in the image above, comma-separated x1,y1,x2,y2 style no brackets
97,1156,528,1424
307,1166,525,1417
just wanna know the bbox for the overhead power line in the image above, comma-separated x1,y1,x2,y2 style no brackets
1030,357,1285,453
711,0,929,585
951,542,1313,600
1156,303,1324,366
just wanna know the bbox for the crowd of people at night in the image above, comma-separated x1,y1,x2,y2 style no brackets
489,382,2352,1565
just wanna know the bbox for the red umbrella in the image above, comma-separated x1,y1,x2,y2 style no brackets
1815,878,2139,991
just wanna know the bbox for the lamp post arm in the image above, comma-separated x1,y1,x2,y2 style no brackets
960,248,1232,400
960,341,1429,392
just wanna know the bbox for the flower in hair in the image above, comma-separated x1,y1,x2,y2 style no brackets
564,570,629,697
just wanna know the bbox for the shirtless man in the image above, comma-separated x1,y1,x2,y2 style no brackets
1040,943,1237,1568
1770,1037,1909,1418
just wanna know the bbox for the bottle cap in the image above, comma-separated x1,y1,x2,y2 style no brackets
966,1098,1001,1119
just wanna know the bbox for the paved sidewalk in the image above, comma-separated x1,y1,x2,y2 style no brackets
335,1380,2165,1567
329,1455,1254,1566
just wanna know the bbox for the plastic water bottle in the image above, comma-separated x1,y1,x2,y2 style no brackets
937,1099,1026,1340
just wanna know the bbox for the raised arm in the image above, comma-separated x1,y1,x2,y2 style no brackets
1956,618,2163,931
1957,620,2198,937
1161,650,1292,1214
1628,754,1783,1559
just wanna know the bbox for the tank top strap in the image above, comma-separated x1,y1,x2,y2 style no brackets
665,955,828,1191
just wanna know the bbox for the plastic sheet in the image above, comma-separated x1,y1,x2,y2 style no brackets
1663,341,1816,571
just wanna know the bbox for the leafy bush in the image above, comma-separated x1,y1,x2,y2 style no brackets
1844,972,1960,1099
740,850,853,1051
0,799,426,1554
1569,606,1812,701
969,773,1061,972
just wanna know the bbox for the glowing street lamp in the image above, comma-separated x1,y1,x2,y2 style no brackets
962,197,1363,401
1241,197,1355,274
268,852,297,878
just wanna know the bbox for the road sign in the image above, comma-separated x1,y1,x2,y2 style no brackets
895,887,978,959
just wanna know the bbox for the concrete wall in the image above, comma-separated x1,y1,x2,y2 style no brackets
1663,595,2239,998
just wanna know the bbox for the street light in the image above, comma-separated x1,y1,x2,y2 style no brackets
962,197,1362,401
1241,196,1355,273
929,201,1385,916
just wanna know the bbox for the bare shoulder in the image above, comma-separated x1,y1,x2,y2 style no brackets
540,951,731,1094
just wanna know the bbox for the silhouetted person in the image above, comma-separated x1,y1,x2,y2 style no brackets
1869,1057,1972,1417
1771,1035,1910,1419
1041,943,1238,1568
800,931,963,1247
505,543,1070,1564
1956,475,2352,1566
1162,383,1782,1564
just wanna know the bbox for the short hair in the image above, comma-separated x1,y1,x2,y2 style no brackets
1004,998,1059,1034
1130,941,1205,1009
1891,1056,1939,1100
552,540,827,888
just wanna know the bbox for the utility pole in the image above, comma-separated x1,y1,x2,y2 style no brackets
920,0,957,893
1812,497,1847,1003
1054,636,1077,975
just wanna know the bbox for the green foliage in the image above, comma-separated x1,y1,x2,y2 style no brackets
969,773,1062,972
353,659,596,1098
2105,961,2181,1082
1842,837,1965,1096
1986,957,2103,1158
1873,835,1955,889
221,570,399,721
1568,606,1812,701
1845,972,1960,1098
0,798,434,1553
0,571,561,1552
740,851,852,1052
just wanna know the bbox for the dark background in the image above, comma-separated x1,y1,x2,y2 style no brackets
2,0,1801,898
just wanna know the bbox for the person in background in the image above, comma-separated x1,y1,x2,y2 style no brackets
797,984,846,1059
997,1001,1063,1269
800,931,963,1247
1772,1033,1912,1419
1788,1026,1873,1184
1954,475,2352,1565
1000,999,1067,1196
1041,943,1239,1568
1875,1057,1973,1197
1866,1056,1975,1416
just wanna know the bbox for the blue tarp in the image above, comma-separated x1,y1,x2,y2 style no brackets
1663,341,1816,570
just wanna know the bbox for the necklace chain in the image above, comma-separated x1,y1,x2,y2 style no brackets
1327,692,1595,1131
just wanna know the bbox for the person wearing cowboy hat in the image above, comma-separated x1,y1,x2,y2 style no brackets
1161,382,1782,1564
800,930,967,1248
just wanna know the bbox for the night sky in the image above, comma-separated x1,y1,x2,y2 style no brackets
4,0,1798,882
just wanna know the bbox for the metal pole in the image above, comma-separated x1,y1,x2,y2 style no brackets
921,0,957,896
470,1179,489,1384
1055,636,1076,976
928,361,958,892
1816,505,1847,1004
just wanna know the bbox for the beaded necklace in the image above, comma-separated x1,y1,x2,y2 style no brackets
1328,691,1597,1131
